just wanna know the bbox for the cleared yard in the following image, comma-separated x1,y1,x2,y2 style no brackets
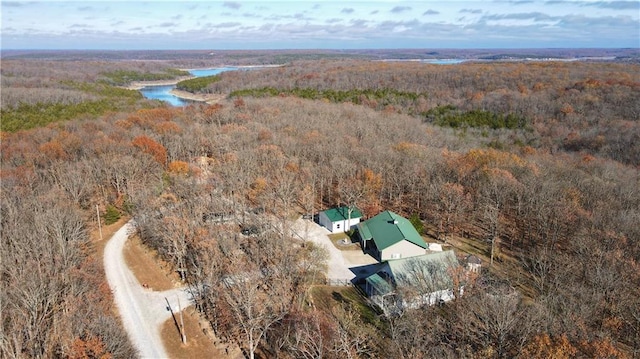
291,218,377,282
328,232,362,251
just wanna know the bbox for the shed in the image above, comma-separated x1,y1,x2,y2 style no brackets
466,254,482,273
318,206,363,233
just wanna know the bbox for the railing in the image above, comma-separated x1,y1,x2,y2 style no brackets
325,278,352,286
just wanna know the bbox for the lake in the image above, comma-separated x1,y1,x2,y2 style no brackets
139,85,189,106
139,63,468,106
422,59,466,64
139,67,239,106
378,59,467,65
189,67,238,77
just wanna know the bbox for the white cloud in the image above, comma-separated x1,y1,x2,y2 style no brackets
582,1,640,10
391,6,412,13
1,0,638,49
223,2,242,10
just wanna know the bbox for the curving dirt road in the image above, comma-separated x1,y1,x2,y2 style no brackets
104,221,192,359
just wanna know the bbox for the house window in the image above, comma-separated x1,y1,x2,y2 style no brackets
337,223,341,229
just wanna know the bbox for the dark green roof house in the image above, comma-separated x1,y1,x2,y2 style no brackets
318,206,363,233
357,210,427,261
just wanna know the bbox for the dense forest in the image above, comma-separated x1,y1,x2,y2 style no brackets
1,54,639,358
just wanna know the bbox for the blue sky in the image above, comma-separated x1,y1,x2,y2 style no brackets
1,1,639,49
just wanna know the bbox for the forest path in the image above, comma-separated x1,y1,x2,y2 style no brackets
104,221,192,359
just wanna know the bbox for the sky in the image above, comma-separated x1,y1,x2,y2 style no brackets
1,1,639,50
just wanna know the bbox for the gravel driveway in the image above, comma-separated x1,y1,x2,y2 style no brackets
291,218,377,282
105,219,374,357
104,221,192,358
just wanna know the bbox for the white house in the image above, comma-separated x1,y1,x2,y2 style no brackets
363,250,460,315
318,206,363,233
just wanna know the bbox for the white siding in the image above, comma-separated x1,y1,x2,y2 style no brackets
381,241,426,261
318,212,361,233
407,289,456,309
344,217,361,230
467,263,481,273
428,243,443,252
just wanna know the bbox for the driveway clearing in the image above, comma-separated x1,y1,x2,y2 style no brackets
104,221,192,358
291,218,377,282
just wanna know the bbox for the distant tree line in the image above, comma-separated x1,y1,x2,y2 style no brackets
176,74,221,93
99,68,189,86
205,60,640,165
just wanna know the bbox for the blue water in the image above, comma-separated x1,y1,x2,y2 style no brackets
189,67,238,77
139,67,238,106
139,85,189,106
139,63,466,105
422,59,466,64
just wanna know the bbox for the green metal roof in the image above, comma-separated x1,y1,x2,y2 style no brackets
357,211,426,250
387,250,458,290
365,273,394,295
322,206,363,222
365,251,458,295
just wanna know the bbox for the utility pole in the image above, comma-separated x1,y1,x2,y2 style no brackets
177,295,186,344
232,190,236,222
96,204,103,241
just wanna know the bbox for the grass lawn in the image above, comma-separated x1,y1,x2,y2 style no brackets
328,232,349,241
327,232,361,251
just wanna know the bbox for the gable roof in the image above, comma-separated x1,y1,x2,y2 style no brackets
357,211,426,250
322,206,363,222
388,250,457,286
366,250,459,296
466,254,482,265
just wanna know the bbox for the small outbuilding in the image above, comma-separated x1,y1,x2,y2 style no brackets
428,243,443,252
466,254,482,273
318,206,363,233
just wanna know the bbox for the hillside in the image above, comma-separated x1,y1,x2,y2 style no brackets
1,54,638,358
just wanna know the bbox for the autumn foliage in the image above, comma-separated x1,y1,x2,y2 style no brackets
68,336,113,359
1,55,639,358
132,135,167,166
167,160,190,175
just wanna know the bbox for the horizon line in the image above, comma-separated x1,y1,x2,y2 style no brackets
2,47,638,51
